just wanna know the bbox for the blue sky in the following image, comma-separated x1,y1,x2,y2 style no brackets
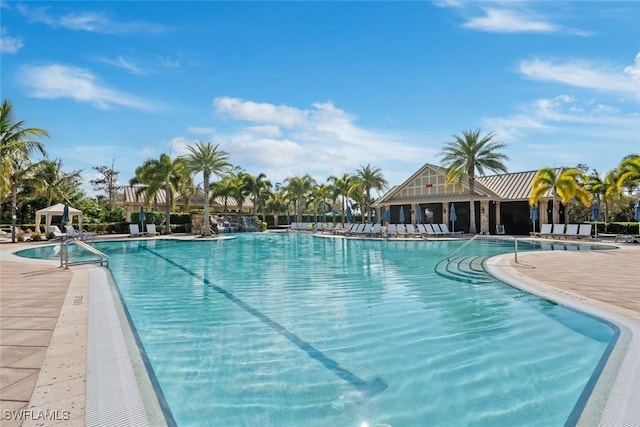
2,1,639,197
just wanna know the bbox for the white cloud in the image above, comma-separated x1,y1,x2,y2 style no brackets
520,55,640,101
484,95,640,171
19,63,158,111
437,2,589,35
206,97,436,186
0,27,24,53
17,4,167,35
96,55,144,75
214,97,307,128
463,7,560,33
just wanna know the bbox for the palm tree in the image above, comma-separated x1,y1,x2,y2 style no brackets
328,173,352,225
616,154,640,194
311,184,332,223
35,159,82,206
530,167,591,224
284,174,316,223
181,142,231,236
348,177,366,223
131,153,189,234
356,164,387,222
0,99,49,242
266,191,288,227
245,172,272,218
585,169,620,228
440,129,509,233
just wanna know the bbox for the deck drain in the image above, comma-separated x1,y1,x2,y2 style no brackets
74,295,84,305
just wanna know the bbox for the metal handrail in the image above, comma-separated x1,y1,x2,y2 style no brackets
444,234,519,264
446,234,479,262
60,238,109,269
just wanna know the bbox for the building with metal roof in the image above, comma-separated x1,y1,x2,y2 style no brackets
372,163,559,235
121,186,254,222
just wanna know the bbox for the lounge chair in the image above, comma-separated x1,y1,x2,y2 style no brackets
577,224,592,239
562,224,579,239
129,224,142,237
65,225,96,241
405,224,419,237
534,223,553,238
439,223,463,236
395,224,407,237
386,224,398,237
424,223,440,237
416,223,428,237
551,224,565,238
370,223,382,237
361,224,373,235
146,224,160,236
49,225,66,239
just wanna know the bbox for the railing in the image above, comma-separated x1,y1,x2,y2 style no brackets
444,234,519,264
446,234,479,262
60,238,109,269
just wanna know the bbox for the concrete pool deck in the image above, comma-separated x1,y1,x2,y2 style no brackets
1,235,639,426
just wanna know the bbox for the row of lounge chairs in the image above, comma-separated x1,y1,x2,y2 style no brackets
129,224,160,237
532,223,592,239
289,222,464,238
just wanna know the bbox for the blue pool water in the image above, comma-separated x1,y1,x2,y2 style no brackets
16,235,618,426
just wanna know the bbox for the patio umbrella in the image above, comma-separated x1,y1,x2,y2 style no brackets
62,203,70,225
346,206,353,223
591,200,600,239
634,200,640,234
529,204,539,234
399,206,405,224
139,206,146,231
449,204,457,232
414,205,422,224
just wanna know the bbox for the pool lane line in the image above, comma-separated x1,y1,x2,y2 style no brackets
141,246,388,404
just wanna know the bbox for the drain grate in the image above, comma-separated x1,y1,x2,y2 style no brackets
74,295,84,305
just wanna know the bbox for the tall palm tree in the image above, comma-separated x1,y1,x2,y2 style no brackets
328,173,352,225
356,164,387,222
284,174,316,223
35,159,82,206
266,191,288,227
181,142,231,236
440,129,509,233
530,167,591,224
585,169,620,227
616,154,640,194
348,177,366,223
311,183,332,223
131,153,189,234
0,99,49,242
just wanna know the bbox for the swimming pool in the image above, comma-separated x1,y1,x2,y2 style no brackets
17,235,618,426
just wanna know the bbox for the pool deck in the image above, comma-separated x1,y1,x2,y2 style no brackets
1,234,639,426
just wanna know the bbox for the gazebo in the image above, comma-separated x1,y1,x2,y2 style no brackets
35,203,83,233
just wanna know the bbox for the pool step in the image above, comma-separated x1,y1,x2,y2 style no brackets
434,255,492,284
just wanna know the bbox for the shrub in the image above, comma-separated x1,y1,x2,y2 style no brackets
45,231,55,240
261,221,268,232
32,232,42,241
17,235,25,242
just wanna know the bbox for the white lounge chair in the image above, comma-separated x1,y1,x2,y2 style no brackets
65,225,96,241
146,224,160,236
563,224,579,239
129,224,141,237
370,223,382,237
534,223,553,238
439,223,463,236
577,224,592,239
405,224,419,237
386,224,398,237
551,224,565,238
424,223,440,237
49,225,66,239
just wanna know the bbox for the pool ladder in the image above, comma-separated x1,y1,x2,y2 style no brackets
60,238,109,269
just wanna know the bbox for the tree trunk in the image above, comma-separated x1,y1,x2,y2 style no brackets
165,186,171,234
202,172,211,236
11,187,17,243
